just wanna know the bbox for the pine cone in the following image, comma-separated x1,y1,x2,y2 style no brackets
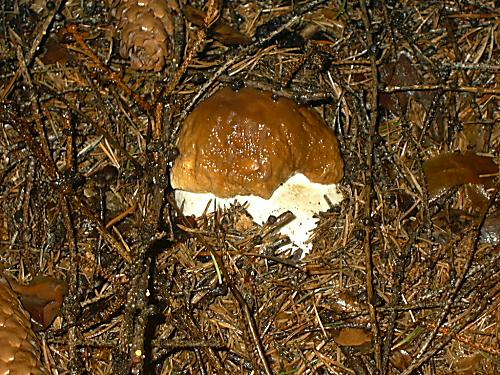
113,0,178,71
0,277,48,375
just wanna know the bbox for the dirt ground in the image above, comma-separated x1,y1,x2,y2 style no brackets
0,0,499,374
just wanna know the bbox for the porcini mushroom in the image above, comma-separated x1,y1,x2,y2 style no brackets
171,87,344,252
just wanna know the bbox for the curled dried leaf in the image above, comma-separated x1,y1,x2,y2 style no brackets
10,276,69,330
464,184,490,213
379,54,418,114
423,151,498,197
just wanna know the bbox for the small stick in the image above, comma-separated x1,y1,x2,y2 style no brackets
66,24,152,112
175,205,272,374
154,0,216,104
359,0,383,371
105,204,138,229
9,114,132,264
209,249,273,375
383,84,500,94
19,43,84,371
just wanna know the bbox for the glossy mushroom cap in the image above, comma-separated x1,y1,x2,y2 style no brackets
171,87,344,199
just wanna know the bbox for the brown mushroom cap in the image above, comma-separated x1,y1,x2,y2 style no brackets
171,87,344,199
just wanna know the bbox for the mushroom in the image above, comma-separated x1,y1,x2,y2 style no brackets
171,87,344,252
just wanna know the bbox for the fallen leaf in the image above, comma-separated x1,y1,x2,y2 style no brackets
423,151,498,197
331,291,367,314
391,350,412,371
332,327,372,346
40,35,68,65
10,276,69,330
379,55,418,114
452,353,484,374
379,54,436,115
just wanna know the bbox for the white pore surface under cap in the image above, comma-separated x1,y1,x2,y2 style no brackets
174,173,343,253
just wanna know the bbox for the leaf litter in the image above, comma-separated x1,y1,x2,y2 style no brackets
0,0,498,374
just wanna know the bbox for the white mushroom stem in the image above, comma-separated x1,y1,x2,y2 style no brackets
174,173,343,253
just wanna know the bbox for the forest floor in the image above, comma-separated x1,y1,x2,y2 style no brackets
0,0,499,374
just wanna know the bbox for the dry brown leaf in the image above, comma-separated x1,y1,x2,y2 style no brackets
452,353,484,375
379,55,418,114
10,276,68,330
423,151,498,197
379,54,436,115
332,327,372,346
40,35,68,65
390,350,412,371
